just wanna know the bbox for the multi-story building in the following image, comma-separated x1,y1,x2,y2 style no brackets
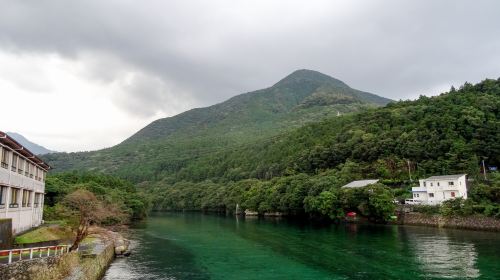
0,131,51,234
410,174,468,205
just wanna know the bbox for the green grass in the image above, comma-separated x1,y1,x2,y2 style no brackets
15,225,73,244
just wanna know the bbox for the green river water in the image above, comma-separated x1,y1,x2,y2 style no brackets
103,212,500,280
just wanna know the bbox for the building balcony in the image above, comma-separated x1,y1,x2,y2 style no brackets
0,165,45,192
412,187,427,192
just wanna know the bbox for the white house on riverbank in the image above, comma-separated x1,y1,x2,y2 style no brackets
0,131,50,234
410,174,467,205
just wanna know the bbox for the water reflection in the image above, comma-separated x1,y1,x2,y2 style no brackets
406,228,480,279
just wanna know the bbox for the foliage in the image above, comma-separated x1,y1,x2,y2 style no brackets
145,170,397,221
59,189,126,250
43,76,500,221
43,70,388,183
45,171,150,220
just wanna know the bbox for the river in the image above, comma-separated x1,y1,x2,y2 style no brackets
103,212,500,280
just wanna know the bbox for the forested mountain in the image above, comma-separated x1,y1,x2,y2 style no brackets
7,132,56,155
194,79,500,181
143,78,499,216
43,69,390,181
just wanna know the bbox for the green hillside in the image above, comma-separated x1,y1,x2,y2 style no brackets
44,69,390,182
143,78,500,218
193,79,500,181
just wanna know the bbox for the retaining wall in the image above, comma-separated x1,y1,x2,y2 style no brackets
0,231,120,280
0,219,12,250
0,252,79,280
401,213,500,231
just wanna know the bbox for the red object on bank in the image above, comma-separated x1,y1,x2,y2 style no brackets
347,212,357,217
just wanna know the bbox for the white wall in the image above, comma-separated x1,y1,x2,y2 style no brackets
0,146,46,234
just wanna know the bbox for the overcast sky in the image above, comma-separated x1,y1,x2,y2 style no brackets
0,0,499,152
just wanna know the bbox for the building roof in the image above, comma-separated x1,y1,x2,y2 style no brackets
342,179,379,188
424,174,466,181
0,131,51,171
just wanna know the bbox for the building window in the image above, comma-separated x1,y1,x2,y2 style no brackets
423,182,426,187
11,154,17,172
0,186,6,208
449,182,454,186
430,183,433,187
26,163,32,178
21,190,32,207
413,193,420,198
9,188,19,208
22,190,29,207
18,158,24,174
34,193,40,208
451,192,456,198
437,182,440,186
429,193,434,198
1,148,8,169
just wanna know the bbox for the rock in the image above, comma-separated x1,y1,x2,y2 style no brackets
113,238,130,255
244,210,258,216
114,245,127,255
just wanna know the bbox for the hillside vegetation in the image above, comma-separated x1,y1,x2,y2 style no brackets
143,78,500,220
43,73,500,221
43,70,390,182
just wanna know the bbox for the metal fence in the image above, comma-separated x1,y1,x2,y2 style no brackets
0,244,70,265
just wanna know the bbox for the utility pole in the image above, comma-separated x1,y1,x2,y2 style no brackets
407,160,412,181
482,160,487,180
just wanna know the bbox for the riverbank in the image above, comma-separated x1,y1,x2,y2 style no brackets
0,227,128,280
399,212,500,232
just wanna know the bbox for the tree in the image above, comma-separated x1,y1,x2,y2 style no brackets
304,191,343,219
61,189,125,251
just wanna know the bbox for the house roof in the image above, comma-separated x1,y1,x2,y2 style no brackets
424,174,466,181
0,131,51,171
342,179,379,188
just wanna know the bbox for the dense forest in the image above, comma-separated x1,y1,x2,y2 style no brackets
147,78,499,183
42,70,390,182
142,78,500,220
44,172,150,221
44,77,500,222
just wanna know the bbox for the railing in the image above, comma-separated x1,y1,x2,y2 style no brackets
0,245,70,265
404,199,423,205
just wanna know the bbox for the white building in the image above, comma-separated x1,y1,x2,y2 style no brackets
0,131,50,234
410,174,467,205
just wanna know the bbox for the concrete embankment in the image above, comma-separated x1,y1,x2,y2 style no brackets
0,228,128,280
399,212,500,231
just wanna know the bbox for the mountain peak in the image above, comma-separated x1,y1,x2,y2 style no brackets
274,69,349,89
6,132,55,155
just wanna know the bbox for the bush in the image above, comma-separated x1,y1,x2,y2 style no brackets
413,205,441,215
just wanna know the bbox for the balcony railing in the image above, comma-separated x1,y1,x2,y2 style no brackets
412,187,427,192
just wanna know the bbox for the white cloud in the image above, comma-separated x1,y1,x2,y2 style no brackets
0,51,196,152
0,0,499,152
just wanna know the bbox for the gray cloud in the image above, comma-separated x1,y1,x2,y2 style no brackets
1,0,499,115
